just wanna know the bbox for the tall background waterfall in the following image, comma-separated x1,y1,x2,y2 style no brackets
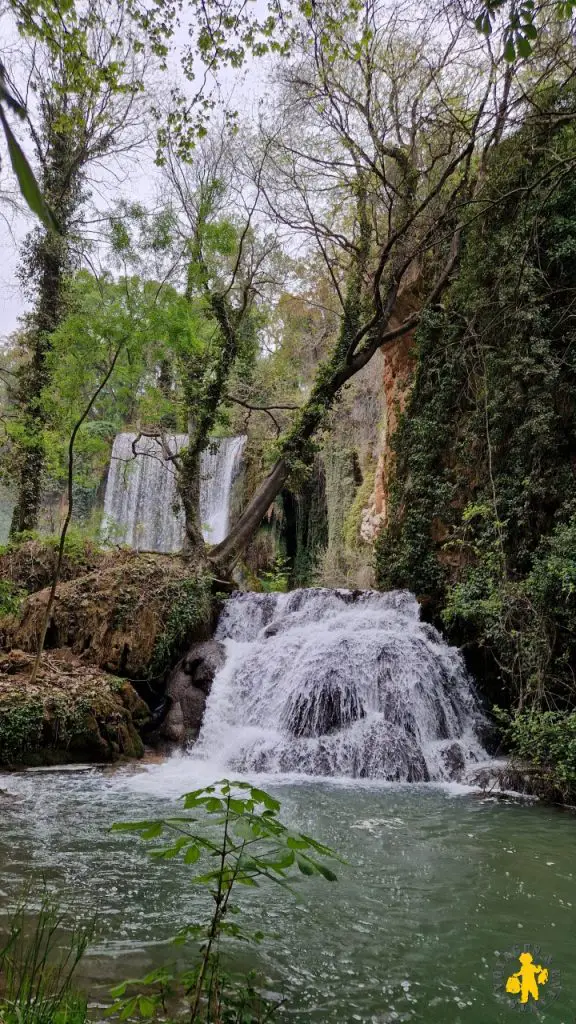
102,433,245,552
192,588,488,781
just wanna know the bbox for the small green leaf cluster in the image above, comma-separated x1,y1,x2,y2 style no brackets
0,698,45,765
148,575,213,679
110,780,339,1021
257,554,291,593
0,578,25,618
475,0,574,62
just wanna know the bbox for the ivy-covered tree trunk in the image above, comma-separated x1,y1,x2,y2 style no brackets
10,129,77,536
8,3,145,535
176,291,251,555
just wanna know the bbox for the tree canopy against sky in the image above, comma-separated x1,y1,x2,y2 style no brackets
1,0,575,564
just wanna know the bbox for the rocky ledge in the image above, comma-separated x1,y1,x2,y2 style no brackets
0,649,149,768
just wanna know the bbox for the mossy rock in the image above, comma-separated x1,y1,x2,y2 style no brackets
7,554,213,679
0,649,149,767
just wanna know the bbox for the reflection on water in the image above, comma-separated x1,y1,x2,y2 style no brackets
0,760,575,1023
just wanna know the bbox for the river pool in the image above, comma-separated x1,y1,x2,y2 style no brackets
0,759,575,1023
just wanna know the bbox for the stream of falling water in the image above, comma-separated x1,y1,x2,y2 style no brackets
101,434,245,552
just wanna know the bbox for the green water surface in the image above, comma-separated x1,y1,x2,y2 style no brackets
0,764,575,1023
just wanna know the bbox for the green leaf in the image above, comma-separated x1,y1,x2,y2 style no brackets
503,37,516,61
119,997,138,1020
516,33,532,57
184,844,201,864
137,996,156,1017
0,83,26,118
315,862,338,882
474,13,492,34
296,856,315,876
140,822,164,840
205,797,224,812
250,787,280,811
111,820,158,833
287,836,310,850
0,107,58,231
228,798,248,813
233,819,259,840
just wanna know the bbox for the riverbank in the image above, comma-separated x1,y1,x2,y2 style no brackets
0,541,215,766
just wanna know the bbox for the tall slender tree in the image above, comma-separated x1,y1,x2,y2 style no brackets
5,0,148,533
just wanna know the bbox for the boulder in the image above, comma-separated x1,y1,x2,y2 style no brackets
7,554,212,678
440,742,466,780
161,640,226,744
183,640,226,692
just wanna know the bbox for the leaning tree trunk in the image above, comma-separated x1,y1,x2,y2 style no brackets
211,230,461,570
177,288,249,557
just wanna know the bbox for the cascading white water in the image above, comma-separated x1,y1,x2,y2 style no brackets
192,588,489,781
199,436,247,545
102,433,245,553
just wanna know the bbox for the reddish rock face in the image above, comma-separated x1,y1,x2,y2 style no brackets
361,276,420,542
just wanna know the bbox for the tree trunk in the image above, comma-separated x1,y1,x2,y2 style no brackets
211,248,460,570
10,226,69,535
177,289,248,554
210,459,290,567
179,439,206,555
10,107,77,536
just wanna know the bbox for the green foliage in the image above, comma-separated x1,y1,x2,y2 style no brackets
258,553,291,592
148,575,213,678
0,892,90,1024
376,97,576,719
0,92,57,230
0,578,25,617
110,780,339,1022
0,699,45,765
495,707,576,801
0,676,146,767
475,0,574,62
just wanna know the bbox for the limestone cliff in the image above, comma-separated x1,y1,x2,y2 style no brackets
360,272,422,544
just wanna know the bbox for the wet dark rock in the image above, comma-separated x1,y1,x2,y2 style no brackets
440,742,466,780
161,640,226,744
282,677,365,737
184,640,226,693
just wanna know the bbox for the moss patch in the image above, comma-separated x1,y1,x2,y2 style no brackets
0,536,124,594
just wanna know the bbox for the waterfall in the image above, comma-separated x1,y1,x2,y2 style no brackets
102,433,245,553
191,588,488,781
200,436,247,545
